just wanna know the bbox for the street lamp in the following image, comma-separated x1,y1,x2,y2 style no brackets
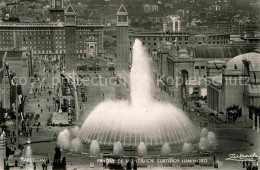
60,73,79,121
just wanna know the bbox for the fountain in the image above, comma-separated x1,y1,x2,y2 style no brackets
199,137,209,152
25,146,32,158
71,126,80,138
79,39,198,147
113,141,123,156
71,137,82,153
161,143,171,156
24,146,33,169
200,128,208,138
57,129,71,150
137,142,147,156
90,140,100,157
207,132,217,150
182,142,193,155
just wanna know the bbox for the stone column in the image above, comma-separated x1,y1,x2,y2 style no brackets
253,112,255,130
257,115,259,133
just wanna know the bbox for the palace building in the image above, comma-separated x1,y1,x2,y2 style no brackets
0,0,104,72
116,5,230,72
155,43,255,104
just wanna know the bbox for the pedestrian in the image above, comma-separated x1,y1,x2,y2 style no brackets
38,104,40,108
33,162,36,170
126,159,131,170
47,98,49,102
133,160,137,170
41,109,43,113
29,128,33,137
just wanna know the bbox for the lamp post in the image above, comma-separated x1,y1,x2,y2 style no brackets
60,73,79,121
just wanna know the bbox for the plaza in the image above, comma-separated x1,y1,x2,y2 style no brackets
0,0,260,170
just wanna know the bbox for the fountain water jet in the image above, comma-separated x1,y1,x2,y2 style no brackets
207,132,217,150
113,141,124,156
71,126,80,138
161,143,171,156
200,128,208,138
24,146,33,169
182,143,193,155
57,129,71,150
137,142,147,156
90,140,100,157
71,137,83,153
199,137,209,152
79,39,198,147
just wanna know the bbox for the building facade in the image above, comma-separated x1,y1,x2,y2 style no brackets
129,32,230,56
155,44,255,104
0,49,32,109
0,0,104,72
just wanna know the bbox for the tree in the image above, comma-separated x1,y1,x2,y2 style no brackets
0,107,6,124
226,105,242,123
249,105,260,126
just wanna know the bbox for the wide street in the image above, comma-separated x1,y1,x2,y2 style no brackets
6,59,260,170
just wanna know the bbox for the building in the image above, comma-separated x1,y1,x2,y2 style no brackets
128,32,231,56
0,0,104,72
143,4,159,13
207,52,260,130
212,0,229,12
163,16,181,32
207,52,260,112
155,43,255,104
116,5,232,73
50,0,65,22
0,49,32,109
116,4,129,70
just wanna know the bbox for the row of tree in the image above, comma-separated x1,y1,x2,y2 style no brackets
226,105,260,123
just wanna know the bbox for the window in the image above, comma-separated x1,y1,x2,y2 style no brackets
201,66,205,69
195,66,200,69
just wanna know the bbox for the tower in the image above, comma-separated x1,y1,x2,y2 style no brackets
116,4,129,70
64,4,77,72
50,0,65,22
0,132,6,169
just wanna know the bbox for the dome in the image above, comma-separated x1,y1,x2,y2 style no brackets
178,48,190,58
226,52,260,70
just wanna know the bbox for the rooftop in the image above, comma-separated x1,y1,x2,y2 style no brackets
226,52,260,71
0,22,105,28
187,45,255,59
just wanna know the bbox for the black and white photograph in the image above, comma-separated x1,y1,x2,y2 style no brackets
0,0,260,169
